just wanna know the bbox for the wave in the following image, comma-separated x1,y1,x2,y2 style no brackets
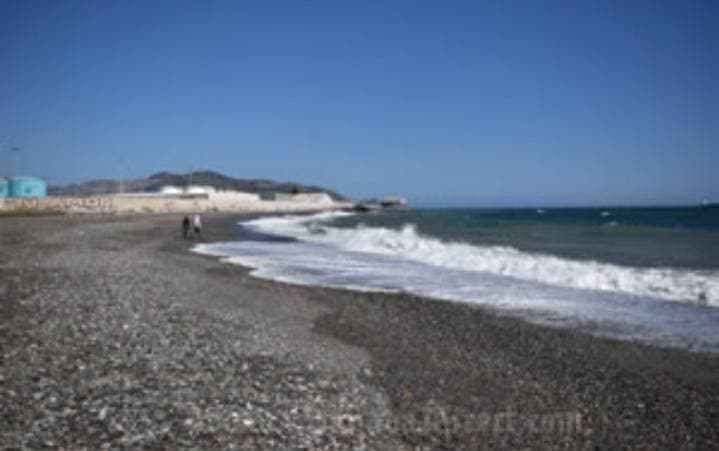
193,212,719,352
233,212,718,308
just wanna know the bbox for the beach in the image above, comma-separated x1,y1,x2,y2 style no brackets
1,213,718,449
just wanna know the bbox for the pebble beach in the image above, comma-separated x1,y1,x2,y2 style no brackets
1,214,718,449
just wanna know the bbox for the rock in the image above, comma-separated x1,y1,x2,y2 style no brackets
153,409,166,421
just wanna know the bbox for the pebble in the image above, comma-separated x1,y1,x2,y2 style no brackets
12,214,717,450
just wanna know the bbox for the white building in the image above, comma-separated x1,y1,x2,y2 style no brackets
273,192,334,204
160,185,183,194
185,185,216,195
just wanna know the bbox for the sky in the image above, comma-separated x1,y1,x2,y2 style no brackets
1,0,717,207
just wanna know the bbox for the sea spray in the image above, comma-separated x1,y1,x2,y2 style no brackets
236,213,719,307
193,211,719,352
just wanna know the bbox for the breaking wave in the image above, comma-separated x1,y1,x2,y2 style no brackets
193,212,719,352
235,212,717,307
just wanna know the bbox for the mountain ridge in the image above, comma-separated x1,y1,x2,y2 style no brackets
48,170,348,201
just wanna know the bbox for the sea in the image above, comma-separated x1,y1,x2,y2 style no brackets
194,207,719,353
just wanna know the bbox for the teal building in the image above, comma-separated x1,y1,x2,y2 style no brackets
9,176,47,197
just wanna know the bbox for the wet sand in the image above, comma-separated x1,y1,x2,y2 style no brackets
1,214,718,449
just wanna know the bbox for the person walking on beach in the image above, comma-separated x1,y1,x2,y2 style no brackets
192,213,202,238
182,215,191,239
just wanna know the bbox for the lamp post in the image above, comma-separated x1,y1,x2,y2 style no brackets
9,145,19,177
118,158,127,194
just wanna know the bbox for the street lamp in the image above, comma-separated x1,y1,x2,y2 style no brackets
9,145,20,177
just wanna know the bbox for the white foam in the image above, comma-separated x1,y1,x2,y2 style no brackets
236,212,719,308
192,212,719,352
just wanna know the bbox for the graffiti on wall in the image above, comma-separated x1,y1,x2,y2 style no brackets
3,197,115,212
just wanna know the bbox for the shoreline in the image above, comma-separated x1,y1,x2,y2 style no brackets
199,216,719,445
2,213,718,448
194,211,719,354
194,242,719,357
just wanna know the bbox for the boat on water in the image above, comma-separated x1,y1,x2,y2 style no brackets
700,200,719,209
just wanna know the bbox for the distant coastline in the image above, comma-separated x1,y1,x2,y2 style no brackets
0,170,413,216
47,170,349,201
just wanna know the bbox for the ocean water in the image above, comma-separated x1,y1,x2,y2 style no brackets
194,207,719,353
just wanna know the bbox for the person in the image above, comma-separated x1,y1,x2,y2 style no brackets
192,213,202,237
182,215,191,239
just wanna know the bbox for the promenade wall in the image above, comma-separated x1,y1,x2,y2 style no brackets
0,195,352,215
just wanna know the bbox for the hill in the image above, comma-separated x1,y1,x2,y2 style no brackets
48,170,348,201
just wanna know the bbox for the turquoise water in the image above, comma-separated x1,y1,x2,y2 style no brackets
328,207,719,269
195,207,719,352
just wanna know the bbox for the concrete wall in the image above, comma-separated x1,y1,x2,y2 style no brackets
208,191,261,202
1,197,115,213
0,195,353,215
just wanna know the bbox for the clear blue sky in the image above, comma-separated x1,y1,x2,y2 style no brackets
1,0,717,206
